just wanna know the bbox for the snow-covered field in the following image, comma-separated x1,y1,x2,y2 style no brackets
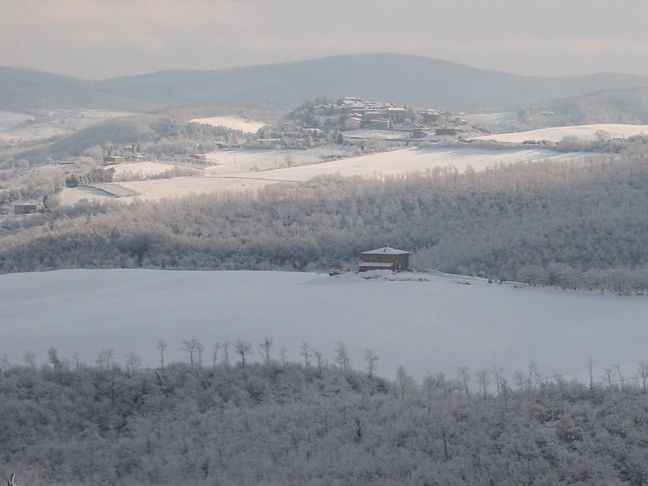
191,116,267,133
59,185,119,205
0,109,134,142
461,112,519,124
112,161,178,178
474,123,648,143
1,269,644,383
59,146,594,203
344,129,410,140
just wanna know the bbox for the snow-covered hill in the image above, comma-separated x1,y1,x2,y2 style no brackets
190,115,267,133
1,269,645,383
474,123,648,143
0,109,135,142
59,145,593,204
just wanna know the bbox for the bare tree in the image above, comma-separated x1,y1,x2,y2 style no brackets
196,341,205,369
492,366,504,399
595,129,611,148
588,357,595,390
156,340,168,370
212,342,221,368
222,341,231,366
422,374,435,412
278,347,288,367
300,340,311,368
364,348,379,377
125,351,142,375
436,372,449,398
23,351,36,370
396,365,409,399
0,354,11,372
97,348,114,370
603,367,614,386
181,338,202,368
613,363,624,389
639,361,648,392
72,352,82,370
48,347,61,370
259,336,274,365
476,369,491,401
334,342,350,372
514,370,525,391
313,349,325,373
234,339,252,367
527,360,539,390
458,366,471,399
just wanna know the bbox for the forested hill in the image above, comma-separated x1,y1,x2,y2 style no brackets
3,358,648,485
521,85,648,126
4,54,648,112
95,54,648,112
0,67,159,113
4,150,648,290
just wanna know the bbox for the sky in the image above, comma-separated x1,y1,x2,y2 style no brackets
2,0,648,80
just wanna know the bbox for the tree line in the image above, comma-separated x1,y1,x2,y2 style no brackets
5,152,648,289
4,342,648,485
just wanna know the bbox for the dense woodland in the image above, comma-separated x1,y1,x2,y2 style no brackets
3,348,648,485
4,150,648,290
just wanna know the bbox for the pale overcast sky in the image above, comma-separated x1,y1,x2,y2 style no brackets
2,0,648,80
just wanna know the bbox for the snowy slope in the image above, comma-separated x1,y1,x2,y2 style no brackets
474,123,648,143
1,269,645,383
190,116,267,133
59,146,593,204
0,109,135,142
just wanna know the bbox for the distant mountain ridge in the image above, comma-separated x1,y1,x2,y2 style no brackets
0,66,161,112
3,54,648,113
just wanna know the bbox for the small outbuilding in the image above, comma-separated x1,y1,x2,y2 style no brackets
103,155,125,165
13,204,38,215
359,246,410,272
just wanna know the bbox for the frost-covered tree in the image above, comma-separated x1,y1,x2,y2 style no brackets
234,339,252,367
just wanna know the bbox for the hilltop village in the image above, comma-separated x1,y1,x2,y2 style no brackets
254,97,482,149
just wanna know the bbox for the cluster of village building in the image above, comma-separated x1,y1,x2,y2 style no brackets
256,97,475,147
97,97,477,157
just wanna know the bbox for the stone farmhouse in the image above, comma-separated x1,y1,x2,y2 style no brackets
359,246,410,272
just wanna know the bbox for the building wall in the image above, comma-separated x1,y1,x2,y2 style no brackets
359,262,396,272
14,204,38,215
362,254,409,269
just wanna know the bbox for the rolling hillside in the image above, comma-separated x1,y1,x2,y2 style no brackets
521,85,648,125
4,54,648,113
0,67,159,112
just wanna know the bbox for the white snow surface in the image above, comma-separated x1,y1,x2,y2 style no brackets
461,112,519,124
344,129,410,140
0,269,645,383
474,124,648,143
0,109,135,142
191,116,267,133
58,146,593,204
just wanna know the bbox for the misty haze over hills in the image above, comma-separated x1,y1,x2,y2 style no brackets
3,53,648,113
